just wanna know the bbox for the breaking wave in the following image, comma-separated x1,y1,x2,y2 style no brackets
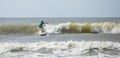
0,41,120,57
0,22,120,35
43,22,120,35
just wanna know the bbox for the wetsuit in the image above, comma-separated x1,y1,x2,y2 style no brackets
39,22,44,28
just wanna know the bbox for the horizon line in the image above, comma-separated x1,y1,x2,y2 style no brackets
0,17,120,18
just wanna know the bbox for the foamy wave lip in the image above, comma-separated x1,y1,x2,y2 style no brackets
42,22,120,34
0,41,120,55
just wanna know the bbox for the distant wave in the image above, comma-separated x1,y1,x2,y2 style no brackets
0,41,120,56
0,22,120,35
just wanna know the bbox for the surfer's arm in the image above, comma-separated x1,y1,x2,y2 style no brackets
44,22,48,24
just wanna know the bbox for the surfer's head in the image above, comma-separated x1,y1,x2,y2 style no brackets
41,20,44,23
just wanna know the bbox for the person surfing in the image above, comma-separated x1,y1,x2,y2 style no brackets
38,20,47,33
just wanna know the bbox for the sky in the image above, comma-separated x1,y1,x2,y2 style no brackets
0,0,120,17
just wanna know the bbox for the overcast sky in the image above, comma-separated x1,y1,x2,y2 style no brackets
0,0,120,17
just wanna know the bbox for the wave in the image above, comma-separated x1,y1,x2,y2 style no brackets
0,41,120,56
0,24,38,35
0,22,120,35
43,22,120,35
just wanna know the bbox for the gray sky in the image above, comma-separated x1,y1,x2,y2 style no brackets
0,0,120,17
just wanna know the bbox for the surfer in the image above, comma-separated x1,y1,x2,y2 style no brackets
38,20,47,32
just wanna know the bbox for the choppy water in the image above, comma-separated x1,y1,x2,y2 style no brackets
0,17,120,58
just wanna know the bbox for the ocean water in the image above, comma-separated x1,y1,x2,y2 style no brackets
0,17,120,58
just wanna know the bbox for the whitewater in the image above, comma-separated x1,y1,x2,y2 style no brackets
0,41,120,58
0,18,120,58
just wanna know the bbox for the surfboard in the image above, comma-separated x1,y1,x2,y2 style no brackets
38,30,47,36
39,32,46,36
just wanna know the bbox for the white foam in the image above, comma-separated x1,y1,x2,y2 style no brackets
0,41,120,58
111,25,120,33
0,41,120,54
